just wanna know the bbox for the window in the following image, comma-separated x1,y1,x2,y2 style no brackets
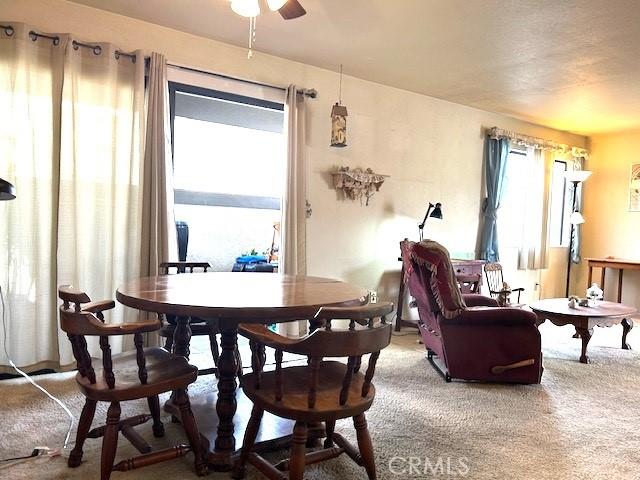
497,148,547,270
500,154,573,253
549,160,570,247
169,82,285,271
498,149,528,249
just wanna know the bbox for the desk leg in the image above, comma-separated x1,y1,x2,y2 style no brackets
212,322,239,470
622,318,633,350
395,264,405,332
587,266,593,288
600,268,606,297
618,270,624,303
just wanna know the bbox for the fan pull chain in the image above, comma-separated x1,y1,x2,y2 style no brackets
248,16,257,59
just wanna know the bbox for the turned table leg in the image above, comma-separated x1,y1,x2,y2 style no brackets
576,327,593,364
622,318,634,350
213,321,239,470
173,316,192,359
168,316,192,422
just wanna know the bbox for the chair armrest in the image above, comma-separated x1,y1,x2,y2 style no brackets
448,307,538,327
60,308,162,336
238,324,301,351
462,294,498,307
99,319,162,335
315,301,394,321
511,288,525,293
82,300,116,313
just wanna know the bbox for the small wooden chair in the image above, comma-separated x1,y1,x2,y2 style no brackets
158,262,233,377
484,262,524,305
58,286,207,480
232,301,393,480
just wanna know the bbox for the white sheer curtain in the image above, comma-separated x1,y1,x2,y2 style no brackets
280,85,307,336
0,23,64,372
517,148,550,270
0,23,145,371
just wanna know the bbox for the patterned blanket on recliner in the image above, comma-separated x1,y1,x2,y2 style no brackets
402,239,466,319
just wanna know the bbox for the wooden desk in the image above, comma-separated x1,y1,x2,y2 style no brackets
530,298,635,364
117,273,367,470
395,257,484,331
586,258,640,303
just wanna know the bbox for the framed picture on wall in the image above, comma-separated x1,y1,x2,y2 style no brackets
629,163,640,211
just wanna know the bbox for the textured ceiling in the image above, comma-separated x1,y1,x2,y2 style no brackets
68,0,640,135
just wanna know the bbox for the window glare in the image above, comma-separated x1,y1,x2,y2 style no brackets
549,160,568,246
173,116,284,197
499,150,527,248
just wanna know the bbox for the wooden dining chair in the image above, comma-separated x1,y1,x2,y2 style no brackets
58,286,207,480
158,261,233,377
232,301,394,480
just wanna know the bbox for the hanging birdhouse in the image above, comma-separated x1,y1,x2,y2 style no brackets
330,102,348,147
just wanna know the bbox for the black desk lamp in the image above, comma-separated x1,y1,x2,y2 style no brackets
0,178,16,201
418,202,443,241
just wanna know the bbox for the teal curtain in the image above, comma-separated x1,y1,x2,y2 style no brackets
479,137,509,261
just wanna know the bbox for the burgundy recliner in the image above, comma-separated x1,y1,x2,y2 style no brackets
401,239,543,384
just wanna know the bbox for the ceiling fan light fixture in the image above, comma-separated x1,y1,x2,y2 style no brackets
231,0,260,17
266,0,288,11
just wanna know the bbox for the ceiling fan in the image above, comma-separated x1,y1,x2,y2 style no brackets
230,0,307,58
230,0,307,20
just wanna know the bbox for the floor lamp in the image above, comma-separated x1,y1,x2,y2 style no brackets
565,170,591,297
418,202,443,241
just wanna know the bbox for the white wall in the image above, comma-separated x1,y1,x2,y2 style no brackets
1,0,588,307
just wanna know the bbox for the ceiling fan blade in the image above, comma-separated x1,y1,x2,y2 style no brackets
278,0,306,19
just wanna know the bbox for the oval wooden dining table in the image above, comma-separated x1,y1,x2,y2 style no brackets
116,272,368,470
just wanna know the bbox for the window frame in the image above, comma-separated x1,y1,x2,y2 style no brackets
168,81,285,211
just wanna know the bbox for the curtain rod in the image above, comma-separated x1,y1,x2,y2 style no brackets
0,24,137,62
167,63,317,99
487,126,589,157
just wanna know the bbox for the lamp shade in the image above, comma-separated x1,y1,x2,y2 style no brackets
231,0,260,17
565,170,592,183
569,211,585,225
430,202,443,219
267,0,288,10
0,178,16,201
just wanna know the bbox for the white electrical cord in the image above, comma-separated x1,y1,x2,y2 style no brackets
0,285,75,455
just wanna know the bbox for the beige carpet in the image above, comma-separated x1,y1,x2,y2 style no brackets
0,323,638,480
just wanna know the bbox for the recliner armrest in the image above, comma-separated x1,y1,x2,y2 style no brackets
462,294,498,307
447,307,538,327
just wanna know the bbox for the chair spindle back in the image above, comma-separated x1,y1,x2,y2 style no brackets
159,262,211,275
484,262,505,296
248,302,393,409
59,285,159,389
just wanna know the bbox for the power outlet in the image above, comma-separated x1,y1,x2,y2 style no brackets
370,291,378,303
